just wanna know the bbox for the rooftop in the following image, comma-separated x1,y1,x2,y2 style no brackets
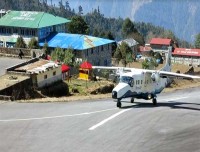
173,48,200,57
150,38,172,45
0,11,70,28
39,33,115,50
15,59,59,74
118,38,139,47
139,46,152,52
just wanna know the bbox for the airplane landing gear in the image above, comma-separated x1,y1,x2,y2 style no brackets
131,97,134,103
152,97,157,105
117,99,121,108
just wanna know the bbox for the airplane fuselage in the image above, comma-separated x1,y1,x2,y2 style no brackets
112,71,169,100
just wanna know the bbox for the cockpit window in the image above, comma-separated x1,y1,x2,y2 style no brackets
120,76,134,86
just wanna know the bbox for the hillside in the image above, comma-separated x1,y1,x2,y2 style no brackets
59,0,200,43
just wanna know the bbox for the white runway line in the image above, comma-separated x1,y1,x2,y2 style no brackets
0,108,117,122
89,109,131,131
160,96,188,102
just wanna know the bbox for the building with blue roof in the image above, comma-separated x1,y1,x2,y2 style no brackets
0,10,115,66
39,33,115,66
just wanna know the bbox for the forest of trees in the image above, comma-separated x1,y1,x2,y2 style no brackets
0,0,196,48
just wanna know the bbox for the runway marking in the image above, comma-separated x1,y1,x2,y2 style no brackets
0,108,117,122
161,96,188,102
89,109,131,131
0,96,191,123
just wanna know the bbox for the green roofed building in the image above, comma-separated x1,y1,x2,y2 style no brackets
0,10,70,47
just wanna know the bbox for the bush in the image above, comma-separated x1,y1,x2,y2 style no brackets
40,82,69,97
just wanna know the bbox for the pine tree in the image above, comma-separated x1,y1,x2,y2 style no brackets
15,36,27,48
195,33,200,48
28,37,39,49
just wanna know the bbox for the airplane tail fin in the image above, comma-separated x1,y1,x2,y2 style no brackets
160,46,172,72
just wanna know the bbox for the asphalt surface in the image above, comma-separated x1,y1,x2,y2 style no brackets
0,57,26,75
0,87,200,152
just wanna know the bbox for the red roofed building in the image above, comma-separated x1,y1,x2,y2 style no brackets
172,48,200,66
173,48,200,57
139,46,152,56
150,38,174,52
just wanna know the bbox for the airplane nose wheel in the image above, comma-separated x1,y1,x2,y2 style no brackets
117,99,121,108
131,97,134,103
152,98,157,105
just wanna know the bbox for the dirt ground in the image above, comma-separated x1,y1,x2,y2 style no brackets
20,62,200,103
21,79,200,103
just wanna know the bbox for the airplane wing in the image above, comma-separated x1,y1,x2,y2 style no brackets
144,69,200,80
92,66,200,80
92,66,133,75
92,66,120,70
158,71,200,79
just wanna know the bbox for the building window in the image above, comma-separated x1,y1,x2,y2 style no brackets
6,28,11,34
53,71,56,76
86,50,88,56
100,45,103,51
31,30,35,36
44,75,47,79
97,47,99,54
13,28,18,34
91,48,93,54
104,59,107,66
21,29,25,35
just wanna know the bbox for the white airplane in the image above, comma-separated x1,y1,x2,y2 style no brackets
93,47,200,108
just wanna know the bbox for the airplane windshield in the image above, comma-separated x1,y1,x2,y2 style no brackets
120,76,133,86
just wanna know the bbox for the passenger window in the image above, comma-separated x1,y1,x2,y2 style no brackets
131,79,134,87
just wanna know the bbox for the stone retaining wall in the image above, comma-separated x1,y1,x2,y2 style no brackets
0,47,44,58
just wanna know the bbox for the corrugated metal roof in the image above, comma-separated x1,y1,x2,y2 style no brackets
39,33,115,50
173,48,200,57
118,38,138,47
150,38,172,45
0,11,70,28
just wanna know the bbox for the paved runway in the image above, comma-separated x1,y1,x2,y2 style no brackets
0,57,26,75
0,87,200,152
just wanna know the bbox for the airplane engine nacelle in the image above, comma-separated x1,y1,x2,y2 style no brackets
151,73,160,82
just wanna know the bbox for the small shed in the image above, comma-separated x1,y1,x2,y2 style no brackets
79,62,92,80
61,64,70,80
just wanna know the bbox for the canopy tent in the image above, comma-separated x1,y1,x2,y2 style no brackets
61,64,70,73
80,61,92,69
79,62,93,80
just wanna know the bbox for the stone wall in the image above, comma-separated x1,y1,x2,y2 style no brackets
0,47,44,58
0,78,32,100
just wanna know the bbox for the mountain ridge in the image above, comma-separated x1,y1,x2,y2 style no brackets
51,0,200,43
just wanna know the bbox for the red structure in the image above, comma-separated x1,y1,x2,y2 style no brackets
80,61,92,69
61,64,70,80
79,62,93,80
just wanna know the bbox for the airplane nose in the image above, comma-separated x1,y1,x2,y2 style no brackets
112,91,117,99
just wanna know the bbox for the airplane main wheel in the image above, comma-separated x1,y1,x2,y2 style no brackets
152,98,157,105
131,97,134,103
117,99,121,108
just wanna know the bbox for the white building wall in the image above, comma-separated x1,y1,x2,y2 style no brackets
36,65,62,88
172,56,200,66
